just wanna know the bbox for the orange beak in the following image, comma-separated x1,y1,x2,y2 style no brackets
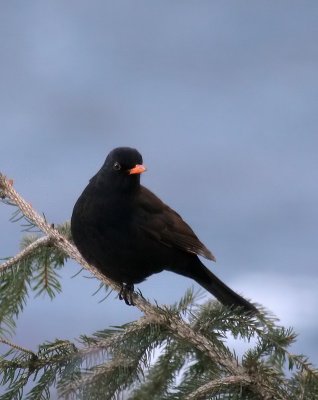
128,164,147,175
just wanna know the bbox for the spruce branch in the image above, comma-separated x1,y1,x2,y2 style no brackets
0,338,35,357
0,237,51,274
58,356,136,399
184,375,251,400
1,173,317,399
0,338,82,400
0,229,68,335
0,255,34,337
130,342,189,400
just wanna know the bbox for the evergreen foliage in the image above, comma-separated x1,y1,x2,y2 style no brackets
0,174,318,399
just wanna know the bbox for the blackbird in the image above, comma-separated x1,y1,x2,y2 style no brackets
71,147,257,313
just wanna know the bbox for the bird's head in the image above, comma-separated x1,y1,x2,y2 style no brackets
93,147,147,191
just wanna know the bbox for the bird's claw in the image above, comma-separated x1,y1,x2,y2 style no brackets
119,283,135,306
136,287,145,299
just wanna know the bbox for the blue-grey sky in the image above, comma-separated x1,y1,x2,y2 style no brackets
1,0,318,379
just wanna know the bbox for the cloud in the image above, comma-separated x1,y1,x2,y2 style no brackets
235,272,318,329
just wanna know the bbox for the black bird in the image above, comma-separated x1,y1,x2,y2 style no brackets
71,147,257,313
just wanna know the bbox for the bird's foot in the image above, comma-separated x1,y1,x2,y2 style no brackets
119,283,135,306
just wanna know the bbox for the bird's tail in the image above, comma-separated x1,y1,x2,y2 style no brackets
189,262,257,314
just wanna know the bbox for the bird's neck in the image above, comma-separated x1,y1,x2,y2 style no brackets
91,172,141,196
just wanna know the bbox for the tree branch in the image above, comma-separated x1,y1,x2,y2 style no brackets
0,337,36,356
0,236,51,273
0,173,286,399
185,375,251,400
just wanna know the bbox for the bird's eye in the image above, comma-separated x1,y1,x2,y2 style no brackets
113,161,121,171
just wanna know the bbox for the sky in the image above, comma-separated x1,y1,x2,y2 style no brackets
1,0,318,386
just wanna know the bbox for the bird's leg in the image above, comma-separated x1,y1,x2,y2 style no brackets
119,283,135,306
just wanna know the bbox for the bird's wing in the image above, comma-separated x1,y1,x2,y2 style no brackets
135,186,216,261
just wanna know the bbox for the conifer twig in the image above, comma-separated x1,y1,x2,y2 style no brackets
59,356,134,396
0,236,51,273
0,173,286,399
185,375,251,400
0,337,36,356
